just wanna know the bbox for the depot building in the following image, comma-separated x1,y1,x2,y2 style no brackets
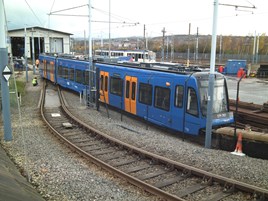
8,26,72,59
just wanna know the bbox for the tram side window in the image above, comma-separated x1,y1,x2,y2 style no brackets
50,62,54,74
76,70,84,84
154,86,170,111
104,76,108,91
58,66,63,78
69,68,74,81
110,77,123,96
85,71,89,85
187,87,198,116
46,63,50,73
126,81,130,98
131,82,136,100
63,67,69,79
100,75,104,91
42,60,46,70
139,83,152,105
175,85,184,108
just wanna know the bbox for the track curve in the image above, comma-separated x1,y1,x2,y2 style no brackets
40,82,268,201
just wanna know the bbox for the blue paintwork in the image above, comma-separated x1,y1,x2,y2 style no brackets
39,54,89,93
39,54,234,136
96,63,234,135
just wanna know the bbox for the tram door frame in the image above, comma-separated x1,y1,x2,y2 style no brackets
99,71,109,104
44,60,47,78
50,61,55,82
125,76,137,115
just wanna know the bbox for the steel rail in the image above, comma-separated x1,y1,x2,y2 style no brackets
40,82,268,200
58,87,268,200
40,83,185,201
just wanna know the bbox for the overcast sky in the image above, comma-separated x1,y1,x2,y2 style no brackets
4,0,268,38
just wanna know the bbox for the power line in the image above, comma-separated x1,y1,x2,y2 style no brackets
49,0,56,14
93,6,137,24
49,5,139,26
24,0,43,26
49,4,88,15
219,2,256,9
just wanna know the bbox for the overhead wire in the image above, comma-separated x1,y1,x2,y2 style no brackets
48,4,139,26
49,4,88,14
49,0,55,14
93,7,138,25
24,0,43,26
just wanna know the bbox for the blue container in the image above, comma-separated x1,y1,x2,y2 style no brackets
224,60,247,74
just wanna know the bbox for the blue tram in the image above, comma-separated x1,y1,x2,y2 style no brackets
96,63,233,135
39,53,234,135
39,54,89,93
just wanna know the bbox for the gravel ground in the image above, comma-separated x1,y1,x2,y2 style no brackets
1,72,268,201
0,73,157,201
65,91,268,191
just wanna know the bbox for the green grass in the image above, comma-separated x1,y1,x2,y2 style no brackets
8,79,26,107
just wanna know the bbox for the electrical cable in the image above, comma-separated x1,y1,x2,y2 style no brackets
49,0,55,14
24,0,43,26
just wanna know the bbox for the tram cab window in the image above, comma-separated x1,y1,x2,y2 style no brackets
175,85,183,108
154,86,170,111
110,77,123,96
139,83,152,105
199,78,228,116
187,87,198,116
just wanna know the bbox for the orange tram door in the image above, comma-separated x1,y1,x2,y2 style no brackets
99,71,109,104
125,76,137,115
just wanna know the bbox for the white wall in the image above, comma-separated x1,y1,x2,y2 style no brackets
8,27,71,57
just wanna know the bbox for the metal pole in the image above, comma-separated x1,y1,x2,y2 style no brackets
38,31,41,55
24,26,28,82
31,28,36,74
166,36,169,61
234,73,245,138
108,0,111,58
195,27,199,62
187,23,191,67
161,27,165,62
256,34,259,64
146,33,148,50
84,30,87,56
143,24,146,62
0,1,12,141
219,34,222,63
252,31,256,64
205,0,219,148
88,0,93,104
171,36,174,62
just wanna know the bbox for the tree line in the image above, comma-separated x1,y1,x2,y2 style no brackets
72,34,268,56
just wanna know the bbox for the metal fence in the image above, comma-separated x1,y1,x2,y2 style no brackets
156,52,268,64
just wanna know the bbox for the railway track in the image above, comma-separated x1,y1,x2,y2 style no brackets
229,99,268,131
40,82,268,201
